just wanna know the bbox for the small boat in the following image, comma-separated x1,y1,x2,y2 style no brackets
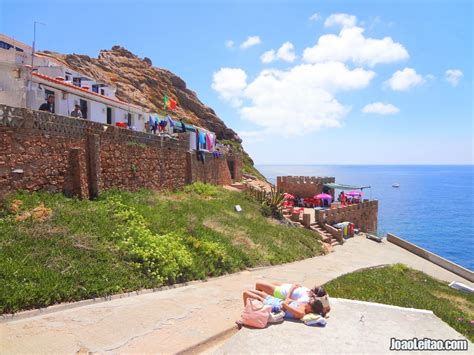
392,183,400,188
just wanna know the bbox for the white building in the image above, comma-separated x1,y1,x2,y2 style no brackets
0,34,146,132
0,33,218,152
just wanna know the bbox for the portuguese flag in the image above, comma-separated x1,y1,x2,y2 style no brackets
163,95,177,110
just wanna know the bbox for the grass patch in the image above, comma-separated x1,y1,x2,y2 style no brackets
324,264,474,341
0,185,323,313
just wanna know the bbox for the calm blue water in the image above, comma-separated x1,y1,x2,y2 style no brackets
257,165,474,270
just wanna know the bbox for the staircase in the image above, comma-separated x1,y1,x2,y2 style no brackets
230,182,246,190
310,222,341,247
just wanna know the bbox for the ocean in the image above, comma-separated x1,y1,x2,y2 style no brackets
257,165,474,271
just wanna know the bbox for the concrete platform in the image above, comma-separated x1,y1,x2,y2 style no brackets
214,298,470,354
1,236,472,354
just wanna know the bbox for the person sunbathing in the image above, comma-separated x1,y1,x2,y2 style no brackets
242,289,326,320
255,281,330,314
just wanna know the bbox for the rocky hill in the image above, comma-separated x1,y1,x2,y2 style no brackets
40,46,241,142
39,46,265,179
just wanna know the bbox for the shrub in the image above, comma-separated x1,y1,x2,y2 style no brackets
260,204,272,218
184,182,218,197
108,196,193,284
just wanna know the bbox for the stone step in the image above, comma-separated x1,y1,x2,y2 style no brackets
331,240,340,246
230,183,246,190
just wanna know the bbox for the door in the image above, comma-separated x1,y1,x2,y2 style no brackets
44,89,55,113
80,99,88,119
106,107,112,125
227,160,235,180
127,113,132,127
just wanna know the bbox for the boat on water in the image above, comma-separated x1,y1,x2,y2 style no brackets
392,183,400,188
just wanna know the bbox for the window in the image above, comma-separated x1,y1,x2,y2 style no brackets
91,84,99,93
72,77,81,87
0,40,13,50
127,113,132,127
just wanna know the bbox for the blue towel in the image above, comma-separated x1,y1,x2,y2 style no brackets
199,131,206,144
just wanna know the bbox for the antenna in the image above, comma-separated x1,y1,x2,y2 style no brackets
31,21,46,70
27,21,46,107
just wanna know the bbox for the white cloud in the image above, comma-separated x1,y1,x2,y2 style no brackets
225,40,234,49
385,67,425,91
276,42,297,62
212,62,375,136
362,102,400,115
445,69,463,87
309,13,320,21
303,15,409,67
324,13,357,29
260,50,276,64
240,36,261,49
260,42,297,63
211,68,247,107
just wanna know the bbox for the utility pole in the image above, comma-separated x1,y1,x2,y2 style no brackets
27,21,45,107
31,21,46,70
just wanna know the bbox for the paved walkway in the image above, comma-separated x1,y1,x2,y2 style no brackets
1,236,472,354
215,298,469,354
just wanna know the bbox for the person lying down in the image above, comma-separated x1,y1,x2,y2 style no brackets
256,281,331,315
242,282,330,320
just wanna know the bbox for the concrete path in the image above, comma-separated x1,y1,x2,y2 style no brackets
1,236,472,354
214,298,469,354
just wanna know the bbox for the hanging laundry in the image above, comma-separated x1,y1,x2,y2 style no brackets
199,131,206,145
206,133,213,150
166,115,175,127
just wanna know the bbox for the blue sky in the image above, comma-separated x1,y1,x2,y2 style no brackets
1,0,472,164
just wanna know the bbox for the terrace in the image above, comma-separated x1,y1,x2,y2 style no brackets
277,177,378,247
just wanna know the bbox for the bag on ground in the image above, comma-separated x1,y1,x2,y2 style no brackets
241,299,271,328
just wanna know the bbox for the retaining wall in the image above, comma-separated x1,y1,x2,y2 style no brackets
325,201,378,233
387,234,473,282
315,200,378,233
0,105,242,199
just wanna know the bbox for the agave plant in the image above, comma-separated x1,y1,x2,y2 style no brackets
262,186,285,219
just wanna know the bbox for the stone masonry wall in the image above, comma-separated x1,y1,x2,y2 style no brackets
0,105,240,199
321,200,379,233
187,151,233,186
276,176,335,198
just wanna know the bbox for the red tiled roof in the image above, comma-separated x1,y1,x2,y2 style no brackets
32,72,144,111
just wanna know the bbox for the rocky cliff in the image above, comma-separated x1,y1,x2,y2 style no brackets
40,46,241,143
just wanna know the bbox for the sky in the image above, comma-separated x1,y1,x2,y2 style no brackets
1,0,472,165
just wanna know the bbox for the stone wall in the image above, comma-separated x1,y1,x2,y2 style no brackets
187,151,233,186
316,200,378,233
0,105,241,199
276,176,335,197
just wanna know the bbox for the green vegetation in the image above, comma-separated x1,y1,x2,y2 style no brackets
324,264,474,341
247,185,285,219
0,183,323,313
